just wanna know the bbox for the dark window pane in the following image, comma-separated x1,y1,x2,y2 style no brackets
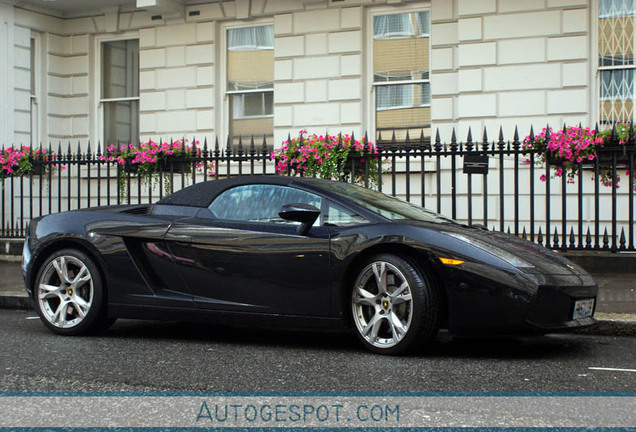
104,100,139,145
102,39,139,99
209,185,321,223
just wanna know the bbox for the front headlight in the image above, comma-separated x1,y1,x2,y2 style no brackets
443,232,534,268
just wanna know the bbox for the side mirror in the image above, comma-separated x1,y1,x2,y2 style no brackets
279,203,321,235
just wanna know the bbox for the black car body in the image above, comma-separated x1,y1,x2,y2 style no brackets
23,176,597,354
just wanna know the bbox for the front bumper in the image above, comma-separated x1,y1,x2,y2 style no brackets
525,284,598,331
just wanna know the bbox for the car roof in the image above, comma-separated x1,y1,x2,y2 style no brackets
156,175,333,208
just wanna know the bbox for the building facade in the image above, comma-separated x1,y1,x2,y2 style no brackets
0,0,627,149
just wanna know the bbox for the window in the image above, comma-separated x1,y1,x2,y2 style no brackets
209,184,321,223
226,25,274,149
323,202,368,227
598,0,636,123
372,11,431,145
29,35,40,145
101,39,139,145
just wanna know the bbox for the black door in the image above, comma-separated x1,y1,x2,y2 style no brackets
165,184,332,317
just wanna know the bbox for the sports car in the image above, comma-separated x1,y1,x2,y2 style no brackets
22,176,597,354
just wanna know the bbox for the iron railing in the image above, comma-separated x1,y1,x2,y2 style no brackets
2,126,635,252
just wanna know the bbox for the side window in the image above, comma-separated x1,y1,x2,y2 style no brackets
324,201,368,226
208,184,321,223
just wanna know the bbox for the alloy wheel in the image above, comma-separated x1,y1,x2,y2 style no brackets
352,260,414,349
37,255,94,329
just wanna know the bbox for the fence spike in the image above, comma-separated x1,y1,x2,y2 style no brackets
405,130,411,152
434,128,442,151
450,128,457,151
603,228,610,249
497,127,505,151
237,136,243,156
466,127,473,152
262,135,268,156
521,227,527,239
611,123,618,146
202,138,209,158
537,227,543,245
191,136,198,156
586,227,592,249
377,131,383,152
569,227,576,249
553,227,560,249
249,135,256,155
620,228,627,250
481,127,489,153
528,125,535,142
512,126,520,151
214,137,220,157
391,130,397,152
226,135,232,156
507,226,511,234
419,130,426,150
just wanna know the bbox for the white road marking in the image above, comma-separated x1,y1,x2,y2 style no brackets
589,367,636,373
25,317,39,320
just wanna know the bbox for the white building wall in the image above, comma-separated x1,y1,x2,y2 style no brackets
138,22,216,143
46,33,90,141
272,5,365,146
431,0,591,141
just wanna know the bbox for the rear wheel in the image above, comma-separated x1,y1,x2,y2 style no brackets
351,254,438,355
34,249,114,335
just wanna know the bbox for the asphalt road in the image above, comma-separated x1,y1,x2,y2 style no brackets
1,309,635,393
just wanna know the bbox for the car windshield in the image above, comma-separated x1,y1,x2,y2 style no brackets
315,181,457,224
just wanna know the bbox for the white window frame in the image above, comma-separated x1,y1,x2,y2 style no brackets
92,31,139,146
29,32,44,146
365,5,432,133
595,0,636,124
220,20,274,140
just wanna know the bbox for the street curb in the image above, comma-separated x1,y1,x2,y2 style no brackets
0,294,634,337
0,295,32,310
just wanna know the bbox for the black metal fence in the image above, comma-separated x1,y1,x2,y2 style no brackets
2,126,635,252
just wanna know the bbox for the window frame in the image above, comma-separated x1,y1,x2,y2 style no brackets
92,32,140,146
595,0,636,124
207,184,322,224
365,5,432,136
221,20,275,142
29,32,43,145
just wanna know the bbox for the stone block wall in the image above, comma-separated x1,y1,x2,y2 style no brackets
431,0,590,139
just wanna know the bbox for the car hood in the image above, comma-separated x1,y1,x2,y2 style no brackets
403,221,590,277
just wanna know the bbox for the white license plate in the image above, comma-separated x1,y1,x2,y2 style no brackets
573,298,595,320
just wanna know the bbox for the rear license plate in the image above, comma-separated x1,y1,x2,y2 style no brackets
573,298,595,320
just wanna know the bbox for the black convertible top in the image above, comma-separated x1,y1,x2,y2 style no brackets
156,176,326,208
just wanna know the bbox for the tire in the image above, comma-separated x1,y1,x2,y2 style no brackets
33,248,115,335
351,254,439,355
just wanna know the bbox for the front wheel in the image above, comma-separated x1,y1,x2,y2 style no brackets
351,254,439,355
33,249,114,335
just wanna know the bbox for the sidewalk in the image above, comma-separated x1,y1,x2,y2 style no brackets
1,260,635,335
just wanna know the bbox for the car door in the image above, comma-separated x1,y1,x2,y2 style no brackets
165,183,333,317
